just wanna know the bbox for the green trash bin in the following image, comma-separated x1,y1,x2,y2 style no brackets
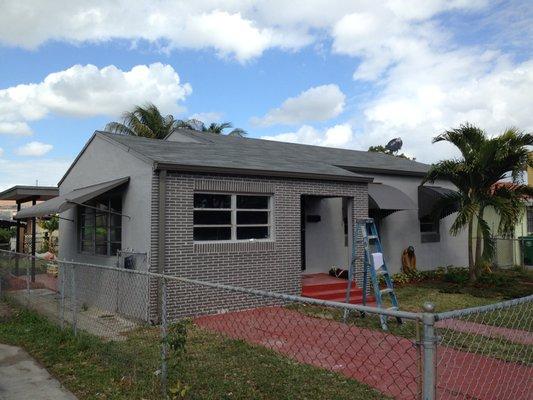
519,236,533,265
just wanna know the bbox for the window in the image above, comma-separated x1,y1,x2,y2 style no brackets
79,195,122,256
193,193,272,241
420,216,440,243
528,207,533,234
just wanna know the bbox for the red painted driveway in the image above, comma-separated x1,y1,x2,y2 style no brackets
195,307,532,400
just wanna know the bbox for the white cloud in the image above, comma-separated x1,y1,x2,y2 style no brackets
15,141,54,156
0,122,32,136
0,1,483,63
0,63,192,135
0,148,4,157
252,84,346,126
261,123,353,148
0,158,71,191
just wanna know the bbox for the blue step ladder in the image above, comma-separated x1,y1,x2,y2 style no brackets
345,218,402,330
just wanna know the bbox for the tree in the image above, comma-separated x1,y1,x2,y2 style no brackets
423,123,533,281
105,103,188,139
38,215,59,254
203,122,247,137
105,103,247,138
368,145,414,160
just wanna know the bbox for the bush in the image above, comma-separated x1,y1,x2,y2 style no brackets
440,267,469,284
476,269,520,287
0,228,11,244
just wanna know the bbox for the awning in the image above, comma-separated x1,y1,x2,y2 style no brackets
368,183,416,217
14,177,129,219
418,185,459,219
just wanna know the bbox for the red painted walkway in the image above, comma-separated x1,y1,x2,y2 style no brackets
195,307,532,400
436,318,533,345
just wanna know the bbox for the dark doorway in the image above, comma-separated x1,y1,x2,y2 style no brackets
300,196,306,271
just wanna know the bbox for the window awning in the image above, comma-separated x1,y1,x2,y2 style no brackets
368,183,416,217
14,177,129,219
418,185,459,219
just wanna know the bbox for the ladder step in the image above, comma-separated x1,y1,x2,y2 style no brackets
368,235,378,240
380,288,393,295
387,306,398,311
376,268,388,275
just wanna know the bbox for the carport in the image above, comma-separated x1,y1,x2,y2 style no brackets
0,185,59,281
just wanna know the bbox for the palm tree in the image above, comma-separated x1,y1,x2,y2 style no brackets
423,124,533,281
105,103,188,139
203,122,247,137
106,104,247,138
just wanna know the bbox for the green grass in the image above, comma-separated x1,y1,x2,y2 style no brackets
0,303,386,400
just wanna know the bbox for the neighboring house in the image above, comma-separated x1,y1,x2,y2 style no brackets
485,182,533,267
16,130,468,321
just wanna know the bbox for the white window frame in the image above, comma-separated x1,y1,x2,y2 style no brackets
193,192,273,242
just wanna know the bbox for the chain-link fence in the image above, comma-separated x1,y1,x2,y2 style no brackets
434,297,533,400
0,249,531,400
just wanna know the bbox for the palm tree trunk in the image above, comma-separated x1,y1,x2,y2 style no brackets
473,207,485,281
468,218,474,271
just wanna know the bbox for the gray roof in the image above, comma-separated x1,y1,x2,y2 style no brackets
95,130,430,183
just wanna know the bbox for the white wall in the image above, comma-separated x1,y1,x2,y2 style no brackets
358,173,468,273
304,197,350,273
59,135,153,266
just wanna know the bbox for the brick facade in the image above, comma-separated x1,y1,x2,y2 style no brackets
150,171,368,320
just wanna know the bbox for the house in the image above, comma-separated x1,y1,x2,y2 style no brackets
484,181,533,267
15,130,467,321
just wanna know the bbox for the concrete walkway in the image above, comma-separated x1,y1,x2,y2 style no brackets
0,343,77,400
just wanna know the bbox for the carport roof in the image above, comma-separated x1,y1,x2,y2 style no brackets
0,186,58,202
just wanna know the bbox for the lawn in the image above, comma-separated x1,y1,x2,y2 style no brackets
0,302,386,400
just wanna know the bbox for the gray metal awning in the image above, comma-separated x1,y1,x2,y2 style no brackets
418,185,459,219
14,177,129,219
368,183,416,217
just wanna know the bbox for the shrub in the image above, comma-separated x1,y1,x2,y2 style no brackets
0,228,11,244
442,267,470,284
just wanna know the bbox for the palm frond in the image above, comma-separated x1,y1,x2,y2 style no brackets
104,121,135,136
228,128,247,137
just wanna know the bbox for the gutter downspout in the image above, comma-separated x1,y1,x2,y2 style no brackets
157,169,167,323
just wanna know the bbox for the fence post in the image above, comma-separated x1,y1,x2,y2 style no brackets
160,276,168,397
71,263,77,336
26,256,30,307
60,262,65,329
422,302,437,400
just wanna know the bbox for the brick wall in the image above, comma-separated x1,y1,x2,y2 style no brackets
150,172,368,320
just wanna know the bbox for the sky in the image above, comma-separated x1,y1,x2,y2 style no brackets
0,0,532,191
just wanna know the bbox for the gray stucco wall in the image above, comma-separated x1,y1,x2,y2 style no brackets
150,172,368,320
59,135,153,264
58,135,153,321
359,173,469,273
304,197,350,273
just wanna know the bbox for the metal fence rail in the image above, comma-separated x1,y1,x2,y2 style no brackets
0,249,531,400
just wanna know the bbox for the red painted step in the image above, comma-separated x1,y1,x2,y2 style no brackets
301,273,374,304
302,287,363,300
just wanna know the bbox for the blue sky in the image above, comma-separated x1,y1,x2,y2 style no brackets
0,0,532,190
